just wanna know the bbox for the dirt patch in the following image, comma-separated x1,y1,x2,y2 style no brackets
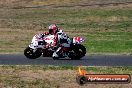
0,0,33,8
17,70,132,88
0,0,132,9
0,66,132,88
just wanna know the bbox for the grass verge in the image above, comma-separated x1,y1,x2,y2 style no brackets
0,65,132,88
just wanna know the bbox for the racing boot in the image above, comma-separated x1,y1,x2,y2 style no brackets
52,47,62,59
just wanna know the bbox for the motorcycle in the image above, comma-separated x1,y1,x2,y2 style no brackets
24,33,86,60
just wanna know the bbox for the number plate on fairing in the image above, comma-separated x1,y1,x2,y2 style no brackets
44,35,55,44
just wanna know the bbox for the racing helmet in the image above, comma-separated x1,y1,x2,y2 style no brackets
48,24,58,34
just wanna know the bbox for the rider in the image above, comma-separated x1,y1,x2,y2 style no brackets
33,24,59,48
33,24,71,58
48,24,71,58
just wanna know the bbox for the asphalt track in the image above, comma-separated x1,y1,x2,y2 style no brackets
0,54,132,66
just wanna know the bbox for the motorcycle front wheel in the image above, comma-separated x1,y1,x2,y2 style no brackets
24,47,42,59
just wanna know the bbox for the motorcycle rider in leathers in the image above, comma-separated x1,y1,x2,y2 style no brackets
48,24,71,58
34,24,71,58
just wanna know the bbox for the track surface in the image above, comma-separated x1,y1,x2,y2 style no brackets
0,54,132,66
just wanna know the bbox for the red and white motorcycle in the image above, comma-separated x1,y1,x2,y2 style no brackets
24,33,86,60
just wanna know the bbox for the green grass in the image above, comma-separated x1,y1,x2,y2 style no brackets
85,32,132,54
0,65,77,71
0,65,132,74
86,66,132,74
0,8,132,30
0,1,132,54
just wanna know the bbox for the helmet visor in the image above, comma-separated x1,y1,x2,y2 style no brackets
49,29,53,34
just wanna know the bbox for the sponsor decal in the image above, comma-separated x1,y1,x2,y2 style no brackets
76,66,131,85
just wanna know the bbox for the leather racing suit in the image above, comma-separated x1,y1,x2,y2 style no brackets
52,31,71,58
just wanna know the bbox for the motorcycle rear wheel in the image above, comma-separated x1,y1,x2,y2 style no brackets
70,44,86,60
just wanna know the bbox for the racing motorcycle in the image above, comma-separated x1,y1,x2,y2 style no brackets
24,33,86,60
